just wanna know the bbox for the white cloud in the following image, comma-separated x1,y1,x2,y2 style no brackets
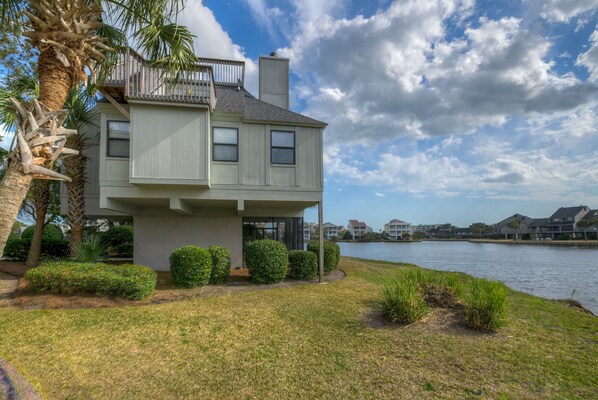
279,0,597,147
375,192,386,197
577,29,598,82
531,0,598,23
178,0,259,95
0,124,14,151
241,0,284,39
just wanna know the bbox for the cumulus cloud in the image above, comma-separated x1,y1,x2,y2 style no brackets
530,0,598,23
278,0,597,147
577,29,598,82
178,0,259,94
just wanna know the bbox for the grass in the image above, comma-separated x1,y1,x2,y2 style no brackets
0,257,597,399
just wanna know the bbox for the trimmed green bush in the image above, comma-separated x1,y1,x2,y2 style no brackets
170,246,212,288
208,245,231,284
245,240,288,284
101,225,134,257
380,279,427,324
21,224,64,241
288,250,318,280
307,240,339,273
25,262,157,300
465,279,507,332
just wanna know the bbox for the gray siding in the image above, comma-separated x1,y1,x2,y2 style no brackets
130,103,209,184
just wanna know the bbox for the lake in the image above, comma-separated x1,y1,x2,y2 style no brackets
338,241,598,314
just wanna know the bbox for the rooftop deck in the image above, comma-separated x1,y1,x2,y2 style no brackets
102,49,245,110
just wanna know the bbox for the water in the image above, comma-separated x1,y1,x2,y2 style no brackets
338,241,598,314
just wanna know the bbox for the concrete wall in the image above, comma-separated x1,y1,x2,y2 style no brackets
134,215,243,270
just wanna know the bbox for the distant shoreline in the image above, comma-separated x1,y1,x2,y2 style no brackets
469,239,598,247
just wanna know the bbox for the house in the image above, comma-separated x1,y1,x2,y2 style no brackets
528,218,550,240
547,206,591,238
303,222,312,242
62,49,326,270
321,222,341,240
383,219,412,240
347,219,371,239
494,214,533,239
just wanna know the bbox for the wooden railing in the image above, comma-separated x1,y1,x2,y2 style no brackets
103,49,245,109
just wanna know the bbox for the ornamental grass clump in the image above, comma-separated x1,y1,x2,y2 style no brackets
465,278,508,332
208,245,231,284
380,279,428,324
288,250,318,280
245,240,288,284
170,246,212,288
25,262,157,300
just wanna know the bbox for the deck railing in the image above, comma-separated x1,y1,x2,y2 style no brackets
104,49,244,109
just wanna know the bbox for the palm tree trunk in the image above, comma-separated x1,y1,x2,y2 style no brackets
25,180,51,267
25,201,48,268
37,48,74,111
64,137,87,257
0,163,33,254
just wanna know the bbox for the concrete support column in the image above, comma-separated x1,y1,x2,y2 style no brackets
318,201,324,283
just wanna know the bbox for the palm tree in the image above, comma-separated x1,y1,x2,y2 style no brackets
507,218,522,240
0,0,197,255
63,86,98,255
576,219,591,241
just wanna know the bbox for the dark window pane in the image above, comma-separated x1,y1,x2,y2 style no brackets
108,121,130,139
213,144,238,161
213,128,237,144
272,131,294,147
272,148,294,164
108,140,130,157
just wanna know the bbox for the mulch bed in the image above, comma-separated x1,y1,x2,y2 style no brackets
0,261,346,310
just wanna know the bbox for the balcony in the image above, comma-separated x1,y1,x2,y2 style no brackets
101,49,245,111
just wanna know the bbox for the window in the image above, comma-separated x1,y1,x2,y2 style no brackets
213,127,238,162
271,130,295,165
107,120,130,157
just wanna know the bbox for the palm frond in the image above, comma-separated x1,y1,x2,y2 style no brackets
0,0,23,24
102,0,197,81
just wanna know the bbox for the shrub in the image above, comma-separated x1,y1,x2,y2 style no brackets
2,239,29,260
41,239,70,259
169,246,212,288
101,225,134,257
245,240,288,284
380,279,427,324
25,262,157,300
288,250,318,280
464,279,507,332
307,240,339,273
208,245,231,284
75,235,107,262
21,224,64,241
2,239,69,261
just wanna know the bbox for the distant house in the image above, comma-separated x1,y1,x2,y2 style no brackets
528,218,550,240
347,219,371,239
495,214,533,239
547,206,591,238
384,219,412,240
303,223,312,242
322,222,340,240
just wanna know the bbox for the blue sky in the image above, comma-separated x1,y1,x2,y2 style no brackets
2,0,597,230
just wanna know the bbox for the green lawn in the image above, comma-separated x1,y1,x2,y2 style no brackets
0,257,596,399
